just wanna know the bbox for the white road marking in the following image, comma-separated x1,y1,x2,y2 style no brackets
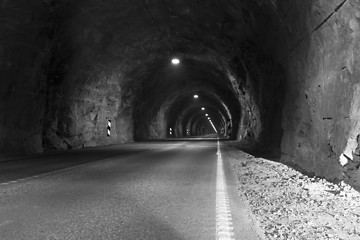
216,140,235,240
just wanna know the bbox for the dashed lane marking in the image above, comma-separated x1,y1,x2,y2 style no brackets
216,140,235,240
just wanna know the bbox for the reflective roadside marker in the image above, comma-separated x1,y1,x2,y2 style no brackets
107,119,111,137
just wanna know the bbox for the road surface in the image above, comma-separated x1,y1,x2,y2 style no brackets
0,140,260,240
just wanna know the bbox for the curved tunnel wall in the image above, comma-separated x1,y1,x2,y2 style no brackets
1,0,360,189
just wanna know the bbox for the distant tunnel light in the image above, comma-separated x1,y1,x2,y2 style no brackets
171,58,180,64
194,94,199,99
201,107,205,110
209,120,218,133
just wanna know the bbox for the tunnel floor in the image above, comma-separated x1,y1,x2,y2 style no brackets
0,141,359,239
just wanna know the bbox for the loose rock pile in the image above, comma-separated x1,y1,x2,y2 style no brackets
224,147,360,240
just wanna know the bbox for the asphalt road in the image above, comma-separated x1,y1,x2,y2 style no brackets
0,140,260,240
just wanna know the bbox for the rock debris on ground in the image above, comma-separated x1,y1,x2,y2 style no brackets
224,146,360,240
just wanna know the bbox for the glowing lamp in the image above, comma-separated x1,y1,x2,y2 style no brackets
171,58,180,64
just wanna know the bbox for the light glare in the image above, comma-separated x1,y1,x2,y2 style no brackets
209,120,217,133
201,107,205,110
194,95,199,99
171,58,180,64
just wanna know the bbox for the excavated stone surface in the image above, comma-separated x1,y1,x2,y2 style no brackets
0,1,49,154
266,1,360,185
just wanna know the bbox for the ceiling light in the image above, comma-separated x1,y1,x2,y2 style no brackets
205,114,208,116
201,107,205,110
171,58,180,64
194,95,199,99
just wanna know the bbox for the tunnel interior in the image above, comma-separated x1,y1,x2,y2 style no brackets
131,57,241,140
1,0,360,190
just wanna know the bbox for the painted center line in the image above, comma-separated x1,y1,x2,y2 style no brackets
216,140,235,240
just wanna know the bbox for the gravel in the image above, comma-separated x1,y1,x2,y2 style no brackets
224,146,360,240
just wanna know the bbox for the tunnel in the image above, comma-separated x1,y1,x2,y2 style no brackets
1,0,360,192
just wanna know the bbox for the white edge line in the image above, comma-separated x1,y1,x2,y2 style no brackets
216,140,235,240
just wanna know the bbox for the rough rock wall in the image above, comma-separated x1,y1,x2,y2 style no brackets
0,1,51,154
263,0,360,185
41,2,135,150
223,52,285,153
0,1,135,154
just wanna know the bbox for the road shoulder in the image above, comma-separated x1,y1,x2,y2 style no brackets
220,143,266,240
222,144,360,240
